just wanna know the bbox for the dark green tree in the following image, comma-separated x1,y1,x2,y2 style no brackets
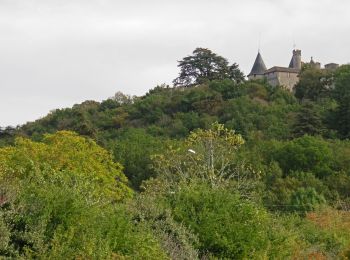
292,101,324,137
294,67,332,101
0,126,16,146
173,48,244,87
332,65,350,138
274,135,333,178
111,128,168,189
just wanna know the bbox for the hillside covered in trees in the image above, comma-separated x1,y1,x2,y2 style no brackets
1,48,350,259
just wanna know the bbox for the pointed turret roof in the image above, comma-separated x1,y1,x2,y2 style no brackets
248,52,267,76
288,57,294,68
289,49,301,69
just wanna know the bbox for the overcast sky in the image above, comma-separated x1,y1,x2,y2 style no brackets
1,0,349,126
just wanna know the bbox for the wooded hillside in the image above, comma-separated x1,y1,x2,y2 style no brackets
1,49,350,259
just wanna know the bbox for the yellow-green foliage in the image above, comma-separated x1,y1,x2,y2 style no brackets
0,131,132,201
0,131,168,259
152,122,246,186
186,121,244,148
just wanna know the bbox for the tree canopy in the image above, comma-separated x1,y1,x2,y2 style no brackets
294,66,332,101
173,48,245,87
332,65,350,138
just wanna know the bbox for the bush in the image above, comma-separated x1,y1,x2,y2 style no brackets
274,135,333,178
290,187,326,215
168,181,271,259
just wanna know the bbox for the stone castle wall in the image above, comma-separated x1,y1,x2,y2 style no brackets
265,71,299,91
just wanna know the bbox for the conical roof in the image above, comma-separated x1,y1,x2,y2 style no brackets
289,49,301,69
289,57,294,68
248,52,267,76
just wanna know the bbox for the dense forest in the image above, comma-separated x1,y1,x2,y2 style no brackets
1,48,350,259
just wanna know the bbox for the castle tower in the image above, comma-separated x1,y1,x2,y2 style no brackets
309,57,321,69
288,49,302,70
248,52,267,80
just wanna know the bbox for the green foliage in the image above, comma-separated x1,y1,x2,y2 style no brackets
169,181,271,259
294,67,332,101
173,48,244,87
290,187,326,215
264,170,329,211
0,127,16,147
273,135,333,178
0,132,167,259
151,123,256,192
130,189,200,260
240,135,350,213
1,178,164,259
292,101,324,137
0,214,10,253
326,171,350,201
0,131,132,201
221,84,298,139
332,65,350,138
8,80,302,186
209,78,246,99
110,128,168,189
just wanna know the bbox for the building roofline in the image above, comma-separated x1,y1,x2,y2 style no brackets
264,66,300,74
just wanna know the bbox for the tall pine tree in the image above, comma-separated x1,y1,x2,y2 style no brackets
292,101,324,137
333,65,350,138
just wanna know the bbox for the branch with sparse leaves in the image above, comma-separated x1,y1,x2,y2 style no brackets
150,123,261,198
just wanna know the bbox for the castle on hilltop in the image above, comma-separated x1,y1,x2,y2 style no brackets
248,49,339,91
